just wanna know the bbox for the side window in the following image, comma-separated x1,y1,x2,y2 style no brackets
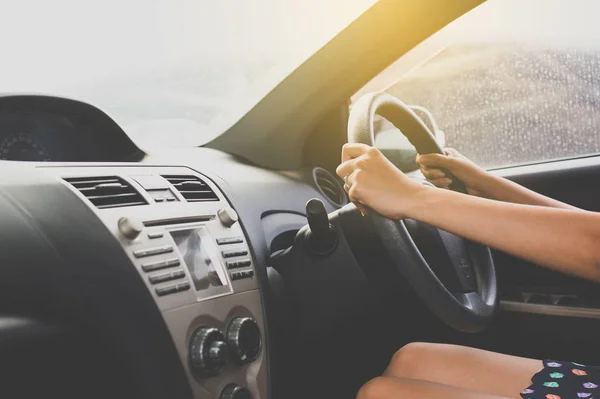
352,0,600,169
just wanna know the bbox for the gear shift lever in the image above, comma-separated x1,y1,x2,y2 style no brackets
306,199,337,255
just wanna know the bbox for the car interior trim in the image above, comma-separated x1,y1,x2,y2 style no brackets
500,300,600,320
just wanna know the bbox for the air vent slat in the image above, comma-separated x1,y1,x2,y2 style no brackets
91,201,148,209
162,175,218,202
64,176,148,209
313,168,347,207
86,193,142,201
170,189,214,194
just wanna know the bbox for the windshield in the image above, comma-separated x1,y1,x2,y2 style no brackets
1,0,374,149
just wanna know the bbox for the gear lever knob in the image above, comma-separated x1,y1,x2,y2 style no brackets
305,199,337,255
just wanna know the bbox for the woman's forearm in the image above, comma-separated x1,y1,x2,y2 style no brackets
477,174,579,210
408,186,600,281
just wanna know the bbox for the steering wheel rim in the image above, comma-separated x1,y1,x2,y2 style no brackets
348,92,497,333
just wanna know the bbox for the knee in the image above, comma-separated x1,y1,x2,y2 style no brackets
387,342,436,375
356,377,389,399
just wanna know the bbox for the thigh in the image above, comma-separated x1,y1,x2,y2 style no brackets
357,376,514,399
384,342,542,398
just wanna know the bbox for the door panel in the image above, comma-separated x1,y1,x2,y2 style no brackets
492,155,600,212
482,155,600,362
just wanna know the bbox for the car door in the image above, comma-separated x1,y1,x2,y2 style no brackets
350,0,600,363
482,157,600,364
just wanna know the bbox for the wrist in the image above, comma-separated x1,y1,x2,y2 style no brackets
468,169,497,199
398,182,431,220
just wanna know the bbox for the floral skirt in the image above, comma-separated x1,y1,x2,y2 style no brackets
521,360,600,399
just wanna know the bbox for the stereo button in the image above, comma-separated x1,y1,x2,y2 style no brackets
134,245,174,258
216,237,244,245
156,285,178,296
230,272,243,281
173,270,186,279
165,258,181,267
240,270,254,279
149,272,173,284
141,257,180,272
142,260,167,272
227,260,251,269
148,269,186,284
176,282,191,292
222,249,248,258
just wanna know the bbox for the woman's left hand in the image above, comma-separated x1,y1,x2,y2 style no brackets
335,143,424,219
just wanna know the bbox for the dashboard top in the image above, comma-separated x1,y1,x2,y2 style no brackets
0,94,144,162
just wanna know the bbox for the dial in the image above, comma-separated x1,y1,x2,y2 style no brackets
117,217,143,240
220,384,252,399
0,131,50,161
189,327,228,376
226,317,261,364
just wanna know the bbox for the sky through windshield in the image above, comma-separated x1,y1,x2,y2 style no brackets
0,0,375,149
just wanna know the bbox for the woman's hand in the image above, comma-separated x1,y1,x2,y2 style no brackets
416,148,489,197
336,143,425,219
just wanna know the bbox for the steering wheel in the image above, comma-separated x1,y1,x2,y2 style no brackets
348,92,497,333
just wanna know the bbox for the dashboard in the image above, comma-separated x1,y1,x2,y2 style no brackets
0,94,144,162
0,95,347,399
0,111,83,161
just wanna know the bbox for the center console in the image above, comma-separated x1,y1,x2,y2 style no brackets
40,165,267,399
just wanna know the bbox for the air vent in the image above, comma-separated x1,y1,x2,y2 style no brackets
162,175,219,202
313,167,347,207
64,176,148,209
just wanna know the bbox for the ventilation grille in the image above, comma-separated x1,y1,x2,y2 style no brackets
313,168,347,207
162,175,219,202
64,176,148,209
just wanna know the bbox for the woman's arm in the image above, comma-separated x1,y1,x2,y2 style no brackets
410,186,600,281
416,149,578,210
474,173,579,210
337,144,600,282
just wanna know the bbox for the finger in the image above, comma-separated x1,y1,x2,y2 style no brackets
342,168,358,189
355,203,369,216
336,158,357,179
344,171,362,200
344,168,360,189
420,166,445,180
444,147,461,157
427,177,453,188
341,143,371,162
416,153,453,168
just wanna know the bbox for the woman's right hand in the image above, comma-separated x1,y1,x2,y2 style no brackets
416,148,490,197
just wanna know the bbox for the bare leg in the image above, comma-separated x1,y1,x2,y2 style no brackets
384,343,542,398
357,376,513,399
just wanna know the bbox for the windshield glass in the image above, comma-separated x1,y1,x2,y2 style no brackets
353,0,600,169
1,0,374,149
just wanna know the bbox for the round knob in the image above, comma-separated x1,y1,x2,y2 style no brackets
207,340,228,364
189,327,228,376
220,384,252,399
226,317,261,364
118,216,143,239
217,207,238,228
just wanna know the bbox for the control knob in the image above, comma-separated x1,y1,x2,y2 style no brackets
117,216,143,240
220,384,252,399
226,317,261,364
189,327,228,376
218,207,239,228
